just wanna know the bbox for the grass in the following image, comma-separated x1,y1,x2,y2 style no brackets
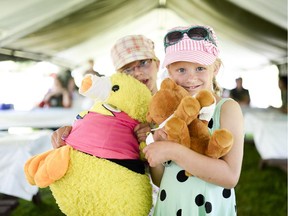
10,189,64,216
235,141,287,216
9,141,287,216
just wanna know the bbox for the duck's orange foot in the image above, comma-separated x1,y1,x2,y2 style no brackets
24,145,71,188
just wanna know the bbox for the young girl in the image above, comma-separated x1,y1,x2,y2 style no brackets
143,25,244,215
51,34,160,147
50,34,160,215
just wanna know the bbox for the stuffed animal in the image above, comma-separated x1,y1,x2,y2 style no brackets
24,73,153,216
146,78,233,176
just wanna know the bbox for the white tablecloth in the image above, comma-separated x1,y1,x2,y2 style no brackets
243,108,288,160
0,108,81,130
0,130,53,201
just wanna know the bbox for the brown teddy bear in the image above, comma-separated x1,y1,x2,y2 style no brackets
146,78,233,176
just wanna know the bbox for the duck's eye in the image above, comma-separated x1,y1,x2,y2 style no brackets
112,85,119,92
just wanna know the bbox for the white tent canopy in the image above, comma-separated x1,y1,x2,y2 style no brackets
0,0,286,73
0,0,287,109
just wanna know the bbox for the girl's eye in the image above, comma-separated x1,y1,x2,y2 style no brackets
139,60,145,67
140,60,148,66
177,68,186,73
123,68,133,74
196,67,205,72
139,59,149,66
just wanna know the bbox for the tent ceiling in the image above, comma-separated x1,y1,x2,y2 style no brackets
0,0,287,74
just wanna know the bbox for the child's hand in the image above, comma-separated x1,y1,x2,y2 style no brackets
134,123,151,142
153,128,167,141
51,126,72,149
143,141,174,167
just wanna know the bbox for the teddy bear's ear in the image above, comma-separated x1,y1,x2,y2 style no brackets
160,78,176,89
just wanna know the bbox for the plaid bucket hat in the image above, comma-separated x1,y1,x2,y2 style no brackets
111,35,158,70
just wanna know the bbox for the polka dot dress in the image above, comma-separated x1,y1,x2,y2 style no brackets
153,162,236,216
153,98,237,216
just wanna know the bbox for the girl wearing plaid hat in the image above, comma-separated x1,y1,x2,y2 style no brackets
52,34,160,148
51,35,161,215
143,25,244,216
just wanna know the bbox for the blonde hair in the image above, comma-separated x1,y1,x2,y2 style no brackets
213,77,222,96
212,58,223,96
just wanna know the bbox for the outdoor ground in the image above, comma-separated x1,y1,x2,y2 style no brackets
3,140,287,216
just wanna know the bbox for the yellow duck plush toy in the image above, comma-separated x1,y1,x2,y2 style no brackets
146,78,234,176
24,73,153,216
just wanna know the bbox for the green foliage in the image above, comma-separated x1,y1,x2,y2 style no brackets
10,142,287,216
236,142,287,216
11,188,64,216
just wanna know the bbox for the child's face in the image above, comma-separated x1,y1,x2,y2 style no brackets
120,59,159,94
168,61,217,96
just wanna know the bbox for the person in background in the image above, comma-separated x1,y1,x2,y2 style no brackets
143,24,244,215
38,73,73,108
278,75,287,113
50,34,160,215
84,59,104,77
229,77,251,106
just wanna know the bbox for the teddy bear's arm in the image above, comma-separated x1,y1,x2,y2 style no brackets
206,129,234,158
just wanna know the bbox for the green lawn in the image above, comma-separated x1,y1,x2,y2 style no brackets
10,189,64,216
9,141,287,216
236,141,287,216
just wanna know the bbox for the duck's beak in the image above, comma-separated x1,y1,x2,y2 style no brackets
79,74,111,101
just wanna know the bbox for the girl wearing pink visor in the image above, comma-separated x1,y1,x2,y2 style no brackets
143,25,244,216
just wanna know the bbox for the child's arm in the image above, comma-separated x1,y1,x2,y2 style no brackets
173,99,243,188
147,128,167,187
144,99,244,189
149,165,164,187
51,126,72,149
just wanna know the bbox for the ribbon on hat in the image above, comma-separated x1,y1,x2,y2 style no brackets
203,41,220,56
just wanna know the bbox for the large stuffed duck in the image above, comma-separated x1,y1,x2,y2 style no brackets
24,73,153,216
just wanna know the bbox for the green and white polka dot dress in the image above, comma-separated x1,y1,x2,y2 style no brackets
153,98,237,216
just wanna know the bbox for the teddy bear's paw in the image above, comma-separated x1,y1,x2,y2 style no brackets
165,117,190,148
174,96,200,124
195,90,215,107
207,129,234,158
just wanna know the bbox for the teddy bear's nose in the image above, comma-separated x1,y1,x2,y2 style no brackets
112,85,119,92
